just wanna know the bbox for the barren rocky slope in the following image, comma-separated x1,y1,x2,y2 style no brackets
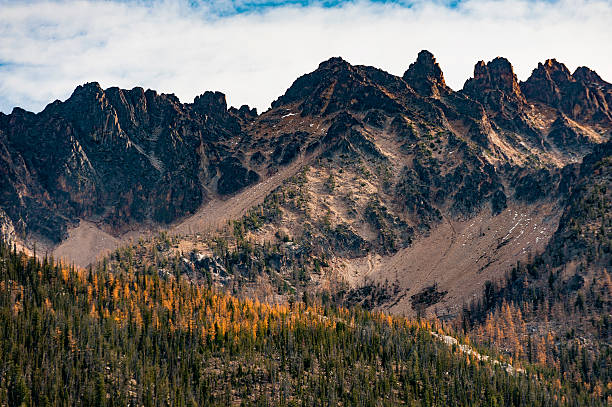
1,50,611,316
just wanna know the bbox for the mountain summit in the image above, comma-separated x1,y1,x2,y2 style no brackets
521,59,612,125
403,49,449,96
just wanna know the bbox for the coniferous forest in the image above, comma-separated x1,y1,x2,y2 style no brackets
0,239,607,406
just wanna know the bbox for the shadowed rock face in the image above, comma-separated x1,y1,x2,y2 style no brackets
573,66,607,85
0,50,610,248
521,59,612,126
403,50,449,97
0,84,259,243
464,58,524,101
462,57,527,118
521,59,575,107
459,57,542,141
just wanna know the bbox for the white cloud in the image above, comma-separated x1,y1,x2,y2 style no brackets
1,0,611,114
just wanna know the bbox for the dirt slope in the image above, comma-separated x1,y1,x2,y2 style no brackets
342,202,560,317
51,150,316,267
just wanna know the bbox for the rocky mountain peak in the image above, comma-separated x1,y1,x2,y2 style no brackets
317,56,352,72
69,82,105,102
520,59,572,104
463,57,524,101
402,50,448,96
271,56,404,115
270,56,356,111
193,91,228,115
543,59,573,86
543,58,572,77
573,66,608,86
521,59,611,125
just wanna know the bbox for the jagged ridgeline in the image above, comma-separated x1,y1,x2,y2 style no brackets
0,241,604,406
0,86,259,244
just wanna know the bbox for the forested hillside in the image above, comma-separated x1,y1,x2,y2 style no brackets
0,241,605,406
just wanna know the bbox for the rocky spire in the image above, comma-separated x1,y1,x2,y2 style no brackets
193,91,228,115
462,57,525,102
403,50,448,96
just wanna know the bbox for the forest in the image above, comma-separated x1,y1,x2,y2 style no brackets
0,238,608,406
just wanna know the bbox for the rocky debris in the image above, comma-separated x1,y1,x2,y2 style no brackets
192,252,228,276
181,252,229,283
430,332,525,375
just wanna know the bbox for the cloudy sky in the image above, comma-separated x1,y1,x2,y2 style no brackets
1,0,611,114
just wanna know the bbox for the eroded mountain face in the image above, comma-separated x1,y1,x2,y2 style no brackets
0,84,259,244
221,52,611,316
1,50,611,315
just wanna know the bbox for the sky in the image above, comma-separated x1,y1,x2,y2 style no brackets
0,0,611,114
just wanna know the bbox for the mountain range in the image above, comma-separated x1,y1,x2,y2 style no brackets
0,50,610,317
